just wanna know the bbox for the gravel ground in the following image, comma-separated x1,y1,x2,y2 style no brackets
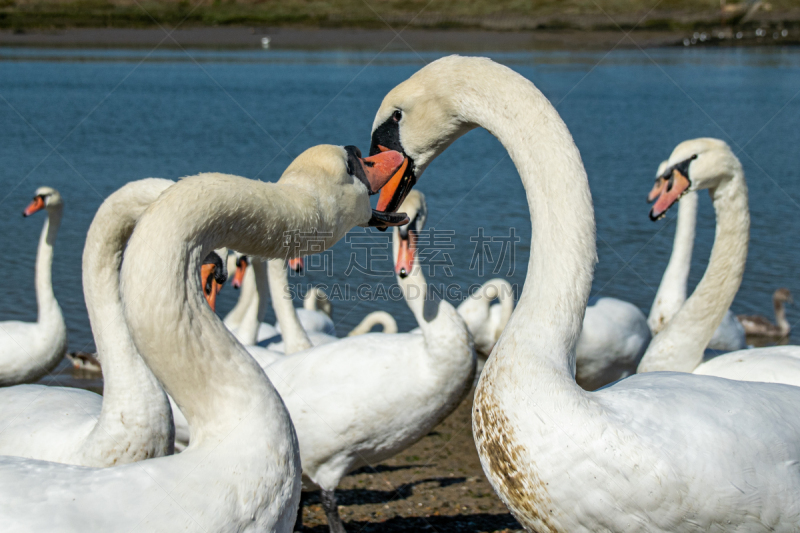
295,383,523,533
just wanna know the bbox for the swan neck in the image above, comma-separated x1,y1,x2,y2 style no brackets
236,259,269,345
268,258,312,354
640,168,749,372
82,180,174,456
34,206,62,325
648,191,697,334
223,266,258,331
774,299,790,334
348,311,397,335
121,175,339,441
453,71,596,380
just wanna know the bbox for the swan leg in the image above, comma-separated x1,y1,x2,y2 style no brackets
320,489,347,533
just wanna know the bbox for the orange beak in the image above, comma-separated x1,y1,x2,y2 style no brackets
201,264,222,311
232,258,248,289
23,196,45,217
650,168,691,221
395,232,416,278
647,176,668,203
288,257,304,273
376,154,411,213
361,150,406,195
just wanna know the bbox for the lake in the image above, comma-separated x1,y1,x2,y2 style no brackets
1,46,798,378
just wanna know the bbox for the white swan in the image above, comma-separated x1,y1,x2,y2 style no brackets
347,311,398,335
260,192,475,532
647,170,746,351
637,138,800,385
0,144,405,530
457,279,514,357
0,187,67,385
371,55,800,532
0,179,174,466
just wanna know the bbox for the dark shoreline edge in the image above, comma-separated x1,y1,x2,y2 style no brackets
1,26,799,51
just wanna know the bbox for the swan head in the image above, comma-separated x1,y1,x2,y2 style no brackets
231,253,248,289
278,144,410,229
775,287,793,305
648,138,739,220
201,249,228,311
22,186,63,217
370,56,475,215
393,189,427,278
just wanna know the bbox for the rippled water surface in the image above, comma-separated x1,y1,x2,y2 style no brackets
1,46,799,381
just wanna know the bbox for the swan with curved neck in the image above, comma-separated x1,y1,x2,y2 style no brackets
639,139,749,372
371,56,800,532
638,139,800,385
164,163,473,533
738,288,793,338
0,187,67,385
0,179,174,466
647,163,746,351
0,145,407,530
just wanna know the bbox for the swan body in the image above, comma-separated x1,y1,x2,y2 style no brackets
694,346,800,382
738,288,793,339
639,139,800,386
0,144,403,530
648,185,746,352
371,56,800,532
0,179,174,466
575,297,651,390
347,311,398,335
0,187,67,386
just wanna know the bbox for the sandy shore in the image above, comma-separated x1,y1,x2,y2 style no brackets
0,26,690,50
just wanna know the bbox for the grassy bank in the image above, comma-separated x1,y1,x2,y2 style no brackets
2,0,799,32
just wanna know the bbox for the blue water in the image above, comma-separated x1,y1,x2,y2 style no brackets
1,46,799,364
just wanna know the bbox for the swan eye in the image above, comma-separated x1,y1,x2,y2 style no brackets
346,160,354,176
392,110,402,122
